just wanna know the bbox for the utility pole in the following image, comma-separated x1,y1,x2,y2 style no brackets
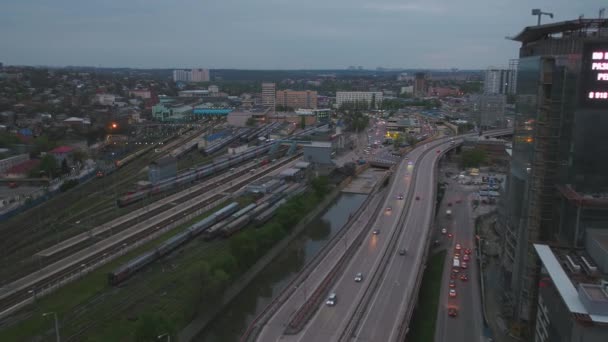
43,312,60,342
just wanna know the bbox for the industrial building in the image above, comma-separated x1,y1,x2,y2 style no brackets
498,18,608,338
533,242,608,342
149,156,177,184
302,141,334,166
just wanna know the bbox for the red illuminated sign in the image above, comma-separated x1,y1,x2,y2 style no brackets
580,43,608,108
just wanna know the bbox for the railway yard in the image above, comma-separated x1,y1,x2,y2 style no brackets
0,119,329,341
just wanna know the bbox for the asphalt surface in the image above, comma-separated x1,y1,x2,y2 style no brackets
350,140,449,342
434,181,485,342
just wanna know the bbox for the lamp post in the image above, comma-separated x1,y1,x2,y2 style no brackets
43,312,60,342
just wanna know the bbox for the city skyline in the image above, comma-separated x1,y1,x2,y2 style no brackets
0,0,599,69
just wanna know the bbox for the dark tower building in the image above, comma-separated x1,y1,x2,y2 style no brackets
499,18,608,338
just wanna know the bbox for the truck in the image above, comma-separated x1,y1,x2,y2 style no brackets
453,258,460,268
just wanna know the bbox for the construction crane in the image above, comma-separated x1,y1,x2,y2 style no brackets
532,8,554,26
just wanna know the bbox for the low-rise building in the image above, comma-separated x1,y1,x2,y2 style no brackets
152,103,194,122
49,146,74,164
533,243,608,342
302,141,334,165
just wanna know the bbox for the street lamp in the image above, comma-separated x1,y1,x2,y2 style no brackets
43,312,60,342
158,333,171,342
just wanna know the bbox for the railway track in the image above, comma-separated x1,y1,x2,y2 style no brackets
0,152,302,319
0,126,214,275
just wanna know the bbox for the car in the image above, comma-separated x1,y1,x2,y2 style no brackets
433,239,440,246
449,279,456,288
448,307,458,317
460,273,468,281
399,248,407,255
372,229,380,235
461,262,468,269
450,273,457,280
452,268,460,274
408,161,413,165
441,228,447,234
463,254,470,261
386,206,392,212
453,254,459,260
326,293,337,306
464,248,472,255
415,196,420,200
455,199,462,204
354,273,363,282
449,289,457,297
447,202,452,207
436,149,441,153
455,243,462,250
397,194,404,200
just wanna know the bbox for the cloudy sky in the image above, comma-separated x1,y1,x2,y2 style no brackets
0,0,600,69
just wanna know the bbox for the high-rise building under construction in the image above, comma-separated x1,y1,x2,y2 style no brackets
499,18,608,338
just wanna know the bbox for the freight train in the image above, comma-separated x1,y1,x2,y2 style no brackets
108,202,239,285
116,142,275,207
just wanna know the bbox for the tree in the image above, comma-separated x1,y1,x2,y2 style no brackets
311,176,329,198
39,155,58,179
61,159,70,175
72,149,88,164
134,313,175,342
461,148,487,168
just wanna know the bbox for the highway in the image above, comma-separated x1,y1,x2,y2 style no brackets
434,179,485,342
249,128,511,342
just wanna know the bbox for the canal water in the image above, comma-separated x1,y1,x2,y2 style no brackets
195,192,367,341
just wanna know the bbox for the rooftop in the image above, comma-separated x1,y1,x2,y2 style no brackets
534,244,608,324
49,146,74,154
510,18,608,43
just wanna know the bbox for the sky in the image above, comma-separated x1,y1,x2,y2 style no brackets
0,0,601,69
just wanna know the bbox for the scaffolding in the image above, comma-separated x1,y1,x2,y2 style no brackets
519,58,564,333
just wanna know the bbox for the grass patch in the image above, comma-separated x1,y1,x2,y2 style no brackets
408,250,447,342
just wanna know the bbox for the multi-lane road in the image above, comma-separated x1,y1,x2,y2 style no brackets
434,180,485,342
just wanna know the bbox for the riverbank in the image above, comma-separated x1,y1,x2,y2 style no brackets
180,179,355,341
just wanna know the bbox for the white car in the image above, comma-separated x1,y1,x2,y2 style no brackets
354,273,363,282
326,293,337,306
441,228,447,234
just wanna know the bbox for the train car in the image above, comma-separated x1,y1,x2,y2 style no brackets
272,183,290,195
213,202,239,221
187,215,218,236
254,199,287,226
230,203,256,220
203,220,229,241
221,215,252,238
116,144,273,207
108,250,157,285
156,230,192,256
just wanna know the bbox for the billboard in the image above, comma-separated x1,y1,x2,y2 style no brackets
580,42,608,109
